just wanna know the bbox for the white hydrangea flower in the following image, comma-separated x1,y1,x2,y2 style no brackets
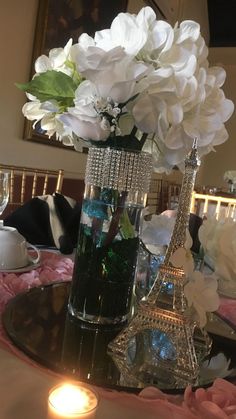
18,6,234,170
35,39,73,76
60,47,150,142
22,100,50,126
141,211,176,253
199,217,236,283
184,271,220,328
94,8,149,56
22,95,74,145
59,80,121,142
167,225,220,327
71,43,150,102
169,229,194,276
200,353,233,382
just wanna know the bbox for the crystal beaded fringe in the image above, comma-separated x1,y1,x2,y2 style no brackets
85,147,152,193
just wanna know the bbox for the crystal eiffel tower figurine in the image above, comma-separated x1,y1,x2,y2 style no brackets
108,140,211,389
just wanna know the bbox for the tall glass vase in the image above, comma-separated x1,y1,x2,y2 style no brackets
68,147,152,325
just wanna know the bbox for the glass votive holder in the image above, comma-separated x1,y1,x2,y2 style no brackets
48,383,99,418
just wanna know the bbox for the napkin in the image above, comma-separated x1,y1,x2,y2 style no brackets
189,212,203,254
4,193,81,254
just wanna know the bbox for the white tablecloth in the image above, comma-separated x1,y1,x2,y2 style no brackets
0,344,156,419
1,250,236,418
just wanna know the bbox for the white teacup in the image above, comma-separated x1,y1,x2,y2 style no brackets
0,225,40,270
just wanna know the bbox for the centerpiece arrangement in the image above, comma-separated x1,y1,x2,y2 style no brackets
17,6,233,328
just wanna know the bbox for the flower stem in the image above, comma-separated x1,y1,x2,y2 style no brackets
103,191,128,246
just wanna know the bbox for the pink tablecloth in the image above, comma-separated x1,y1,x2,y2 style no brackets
218,297,236,329
0,250,73,350
0,250,73,312
1,252,236,418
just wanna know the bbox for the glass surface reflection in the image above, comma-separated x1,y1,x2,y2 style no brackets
61,314,121,386
2,282,236,393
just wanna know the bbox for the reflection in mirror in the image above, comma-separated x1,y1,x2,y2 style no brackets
3,282,236,393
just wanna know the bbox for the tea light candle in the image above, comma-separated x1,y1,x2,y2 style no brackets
48,383,98,418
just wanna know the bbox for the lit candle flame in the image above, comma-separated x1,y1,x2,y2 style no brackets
48,384,98,417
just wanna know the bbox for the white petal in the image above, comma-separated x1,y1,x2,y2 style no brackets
60,114,110,141
219,98,235,122
164,125,185,150
176,55,197,78
110,12,147,56
132,95,159,133
49,47,66,68
79,33,95,48
208,66,226,88
177,20,200,43
35,55,52,73
167,102,183,125
169,247,186,268
41,114,56,131
108,80,136,103
136,6,157,27
150,20,174,52
22,101,47,120
212,127,229,146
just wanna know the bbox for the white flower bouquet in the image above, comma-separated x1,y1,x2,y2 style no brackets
17,6,234,173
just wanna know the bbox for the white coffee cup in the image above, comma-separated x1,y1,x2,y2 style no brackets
0,225,40,270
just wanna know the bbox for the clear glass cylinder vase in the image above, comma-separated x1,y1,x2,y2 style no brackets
68,147,152,325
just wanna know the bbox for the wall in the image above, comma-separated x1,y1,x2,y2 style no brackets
178,0,209,43
0,0,87,180
0,0,235,189
199,50,236,188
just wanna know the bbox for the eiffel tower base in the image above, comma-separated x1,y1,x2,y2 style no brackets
108,302,207,389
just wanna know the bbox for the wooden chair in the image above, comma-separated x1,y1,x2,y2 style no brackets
167,183,182,210
0,163,64,215
190,191,236,220
147,178,169,214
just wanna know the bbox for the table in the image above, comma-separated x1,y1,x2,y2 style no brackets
0,345,156,419
1,250,236,418
0,250,157,418
2,280,236,392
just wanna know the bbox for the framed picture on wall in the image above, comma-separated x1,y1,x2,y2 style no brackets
23,0,128,149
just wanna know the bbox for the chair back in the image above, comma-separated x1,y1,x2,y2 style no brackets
167,183,181,210
147,178,169,214
0,163,64,214
190,191,236,220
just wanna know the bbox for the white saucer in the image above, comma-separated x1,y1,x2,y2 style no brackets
0,260,41,273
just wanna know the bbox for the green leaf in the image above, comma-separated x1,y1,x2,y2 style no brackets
120,209,135,239
16,70,78,105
